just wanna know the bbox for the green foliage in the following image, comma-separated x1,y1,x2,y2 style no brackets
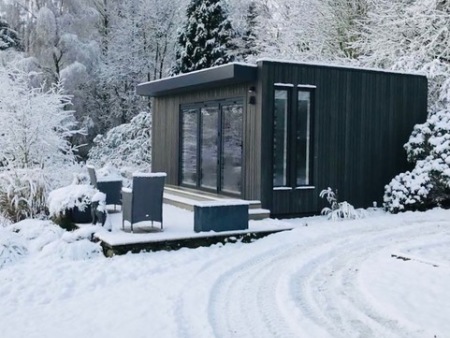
0,17,21,51
173,0,236,74
240,1,259,61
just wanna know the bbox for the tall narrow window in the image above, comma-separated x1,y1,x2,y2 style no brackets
273,86,314,189
273,89,289,187
296,90,312,185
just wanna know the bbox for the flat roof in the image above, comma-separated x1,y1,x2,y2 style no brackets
136,62,257,97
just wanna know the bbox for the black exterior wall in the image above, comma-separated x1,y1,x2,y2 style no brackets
258,60,428,216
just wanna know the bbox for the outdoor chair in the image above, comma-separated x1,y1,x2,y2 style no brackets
121,172,166,232
87,165,123,208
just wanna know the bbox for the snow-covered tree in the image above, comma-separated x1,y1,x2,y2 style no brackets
0,63,83,221
239,1,259,61
173,0,236,74
354,0,450,104
88,111,151,175
0,16,21,50
367,1,450,212
0,65,81,170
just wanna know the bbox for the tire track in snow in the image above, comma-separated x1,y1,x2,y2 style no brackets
173,219,450,337
287,221,446,337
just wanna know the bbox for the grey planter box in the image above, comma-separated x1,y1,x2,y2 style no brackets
194,201,249,232
68,205,92,224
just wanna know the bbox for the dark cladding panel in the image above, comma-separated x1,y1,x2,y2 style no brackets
258,60,428,217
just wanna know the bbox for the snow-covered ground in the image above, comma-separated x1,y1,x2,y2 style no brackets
0,207,449,338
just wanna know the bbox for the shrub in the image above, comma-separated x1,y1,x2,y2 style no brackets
88,111,151,176
0,169,49,222
384,106,450,212
48,183,98,229
320,187,363,221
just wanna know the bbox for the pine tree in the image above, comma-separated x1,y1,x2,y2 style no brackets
240,1,258,61
173,0,236,74
0,17,21,51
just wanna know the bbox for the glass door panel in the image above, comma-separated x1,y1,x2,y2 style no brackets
200,106,219,190
181,107,198,186
221,102,243,194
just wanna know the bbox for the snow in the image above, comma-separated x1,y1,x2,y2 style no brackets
193,199,249,207
48,184,98,217
0,207,450,337
257,58,428,77
133,172,167,177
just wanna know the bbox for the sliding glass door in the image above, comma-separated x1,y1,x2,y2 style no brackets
181,107,198,186
200,105,219,189
221,102,243,194
180,99,243,195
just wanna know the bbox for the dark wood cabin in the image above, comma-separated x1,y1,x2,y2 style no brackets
137,59,428,217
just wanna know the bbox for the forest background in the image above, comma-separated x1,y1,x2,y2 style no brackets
0,0,449,218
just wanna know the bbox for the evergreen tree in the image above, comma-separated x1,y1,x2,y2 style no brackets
173,0,236,74
240,1,258,61
0,17,21,51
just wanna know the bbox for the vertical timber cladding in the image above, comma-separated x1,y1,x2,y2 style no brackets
152,83,261,200
259,60,427,216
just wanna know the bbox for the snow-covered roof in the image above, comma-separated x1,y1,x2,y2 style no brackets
257,58,427,77
136,59,426,98
136,62,257,97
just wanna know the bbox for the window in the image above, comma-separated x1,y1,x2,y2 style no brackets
273,86,314,188
296,90,312,186
273,89,289,187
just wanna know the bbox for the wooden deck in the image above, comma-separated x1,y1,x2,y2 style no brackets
86,204,292,257
97,228,292,257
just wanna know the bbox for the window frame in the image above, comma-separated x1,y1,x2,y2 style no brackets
272,84,315,189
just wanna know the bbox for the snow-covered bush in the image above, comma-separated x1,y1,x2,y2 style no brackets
48,183,100,230
88,111,151,175
0,228,28,268
320,187,363,221
384,103,450,213
48,184,98,219
7,219,102,261
0,168,49,222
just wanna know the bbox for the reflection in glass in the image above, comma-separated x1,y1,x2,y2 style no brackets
181,108,198,186
273,89,288,186
296,91,311,186
221,103,243,194
200,106,219,190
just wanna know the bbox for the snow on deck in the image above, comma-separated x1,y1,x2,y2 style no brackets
90,204,291,246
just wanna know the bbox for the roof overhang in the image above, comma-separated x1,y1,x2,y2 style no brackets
136,63,257,97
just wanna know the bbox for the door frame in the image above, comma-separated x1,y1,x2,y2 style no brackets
178,97,244,196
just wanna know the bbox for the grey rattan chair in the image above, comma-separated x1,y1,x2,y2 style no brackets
87,165,122,208
121,172,166,232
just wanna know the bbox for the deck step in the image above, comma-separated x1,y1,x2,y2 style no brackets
163,188,270,220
